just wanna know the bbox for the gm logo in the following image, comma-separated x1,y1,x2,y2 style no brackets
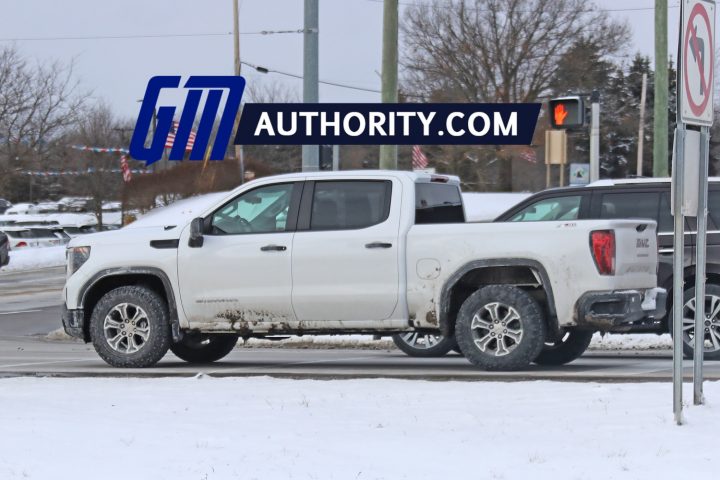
129,76,245,165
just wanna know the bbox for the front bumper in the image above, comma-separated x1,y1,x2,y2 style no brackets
575,287,667,330
61,305,86,340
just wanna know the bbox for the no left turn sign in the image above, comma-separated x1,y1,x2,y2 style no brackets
681,0,716,126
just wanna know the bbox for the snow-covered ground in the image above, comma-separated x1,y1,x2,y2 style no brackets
0,377,716,479
0,245,65,272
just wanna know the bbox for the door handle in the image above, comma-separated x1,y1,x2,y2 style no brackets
260,244,287,252
365,242,392,249
658,248,674,254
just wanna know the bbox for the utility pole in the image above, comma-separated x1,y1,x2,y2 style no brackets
637,72,648,177
589,90,600,182
653,0,668,177
232,0,245,183
379,0,399,170
302,0,319,172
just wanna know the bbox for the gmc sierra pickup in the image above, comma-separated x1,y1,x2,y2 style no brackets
62,171,665,370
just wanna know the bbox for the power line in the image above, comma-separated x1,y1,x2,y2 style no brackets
0,29,308,42
241,60,383,94
365,0,680,13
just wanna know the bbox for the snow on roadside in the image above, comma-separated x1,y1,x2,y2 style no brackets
0,377,716,480
0,246,65,272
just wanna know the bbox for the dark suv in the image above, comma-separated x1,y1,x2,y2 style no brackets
495,178,720,360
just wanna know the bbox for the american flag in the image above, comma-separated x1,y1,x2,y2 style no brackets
519,147,537,164
412,145,429,170
120,154,132,182
165,121,197,151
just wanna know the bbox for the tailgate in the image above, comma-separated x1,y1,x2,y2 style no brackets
611,219,658,282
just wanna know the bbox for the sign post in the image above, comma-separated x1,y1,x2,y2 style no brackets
674,0,715,422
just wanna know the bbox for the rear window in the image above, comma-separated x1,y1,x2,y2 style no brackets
415,183,465,224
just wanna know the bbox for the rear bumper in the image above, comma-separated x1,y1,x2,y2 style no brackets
575,287,667,330
61,305,86,340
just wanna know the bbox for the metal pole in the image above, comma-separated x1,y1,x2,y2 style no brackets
653,0,669,177
672,125,686,425
302,0,319,172
232,0,244,183
693,126,710,405
332,144,340,171
637,73,648,177
589,91,600,182
379,0,399,169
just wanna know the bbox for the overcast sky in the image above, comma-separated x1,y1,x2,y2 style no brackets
0,1,699,119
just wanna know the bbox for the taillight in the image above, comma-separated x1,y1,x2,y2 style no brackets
15,241,28,248
590,230,615,275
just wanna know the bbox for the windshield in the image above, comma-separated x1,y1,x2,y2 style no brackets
509,196,582,222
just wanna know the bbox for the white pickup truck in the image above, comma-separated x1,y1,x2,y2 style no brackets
62,171,665,370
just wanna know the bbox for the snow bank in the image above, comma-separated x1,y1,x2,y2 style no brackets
0,245,65,272
462,192,531,221
0,377,717,479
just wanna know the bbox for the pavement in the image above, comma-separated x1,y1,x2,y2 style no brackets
1,265,719,381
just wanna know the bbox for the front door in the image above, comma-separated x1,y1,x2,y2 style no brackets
177,181,302,330
291,178,401,324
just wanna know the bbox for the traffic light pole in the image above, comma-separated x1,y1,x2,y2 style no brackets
589,91,600,182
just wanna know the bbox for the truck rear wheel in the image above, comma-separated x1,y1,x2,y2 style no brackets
171,333,239,363
534,330,594,365
455,285,546,371
391,333,457,357
89,286,171,368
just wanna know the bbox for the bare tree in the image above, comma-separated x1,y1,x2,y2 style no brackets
401,0,631,189
0,46,88,199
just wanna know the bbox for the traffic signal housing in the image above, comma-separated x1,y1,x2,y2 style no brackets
548,96,584,129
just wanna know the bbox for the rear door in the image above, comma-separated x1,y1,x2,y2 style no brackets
291,178,400,323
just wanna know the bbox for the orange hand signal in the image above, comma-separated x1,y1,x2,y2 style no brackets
554,103,568,126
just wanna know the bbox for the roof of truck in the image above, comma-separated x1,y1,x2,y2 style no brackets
244,170,461,185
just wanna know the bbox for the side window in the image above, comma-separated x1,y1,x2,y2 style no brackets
510,196,581,222
599,192,659,223
210,183,294,235
310,181,391,231
415,183,465,224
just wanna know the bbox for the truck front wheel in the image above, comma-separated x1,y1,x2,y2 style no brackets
391,333,458,357
171,333,239,363
455,285,546,371
89,286,172,368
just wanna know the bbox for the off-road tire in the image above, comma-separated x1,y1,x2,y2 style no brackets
391,333,458,357
171,333,239,363
534,330,594,365
455,285,546,371
90,285,171,368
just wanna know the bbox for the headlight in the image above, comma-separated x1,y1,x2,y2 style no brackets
67,246,91,276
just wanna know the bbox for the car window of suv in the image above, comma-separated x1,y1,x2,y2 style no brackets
509,196,581,222
599,192,659,224
210,183,294,235
310,180,391,230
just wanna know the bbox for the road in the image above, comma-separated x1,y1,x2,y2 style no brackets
1,266,718,381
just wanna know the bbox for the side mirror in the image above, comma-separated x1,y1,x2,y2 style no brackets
189,217,204,248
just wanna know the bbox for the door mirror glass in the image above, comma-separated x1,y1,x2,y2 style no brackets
189,217,204,248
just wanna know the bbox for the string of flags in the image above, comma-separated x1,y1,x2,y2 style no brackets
70,145,130,154
19,168,150,177
71,145,134,182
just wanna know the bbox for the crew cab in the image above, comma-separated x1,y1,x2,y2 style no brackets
61,171,665,370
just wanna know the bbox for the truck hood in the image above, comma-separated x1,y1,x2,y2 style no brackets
67,225,181,248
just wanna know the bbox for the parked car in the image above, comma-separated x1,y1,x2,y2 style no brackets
0,231,9,267
0,227,65,249
4,203,37,215
34,202,62,214
0,199,11,214
62,171,663,369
